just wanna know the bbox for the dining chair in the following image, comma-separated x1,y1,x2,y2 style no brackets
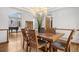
40,28,45,33
39,28,50,51
51,30,74,52
21,28,29,51
52,28,56,34
45,28,56,34
28,30,48,52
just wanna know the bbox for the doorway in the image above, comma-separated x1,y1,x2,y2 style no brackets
25,21,33,29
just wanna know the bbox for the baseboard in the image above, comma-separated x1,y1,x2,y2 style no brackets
0,41,8,44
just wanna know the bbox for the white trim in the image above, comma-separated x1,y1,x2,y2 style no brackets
48,7,64,12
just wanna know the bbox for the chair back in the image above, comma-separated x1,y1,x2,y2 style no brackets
28,30,37,48
40,28,45,33
21,29,28,40
65,30,74,49
45,28,56,34
52,28,56,34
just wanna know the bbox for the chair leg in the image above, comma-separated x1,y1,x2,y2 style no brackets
65,46,70,52
68,46,70,52
23,40,24,48
53,47,57,52
65,49,67,52
26,43,28,52
49,42,52,52
29,44,32,52
45,45,48,52
29,46,31,52
36,48,38,52
67,46,70,52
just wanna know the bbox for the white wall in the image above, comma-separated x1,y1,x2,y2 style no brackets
49,7,79,29
0,7,36,29
21,12,34,28
49,7,79,42
0,7,22,29
0,7,21,43
0,7,35,43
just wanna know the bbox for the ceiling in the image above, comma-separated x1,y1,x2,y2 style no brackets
13,7,47,15
12,7,63,16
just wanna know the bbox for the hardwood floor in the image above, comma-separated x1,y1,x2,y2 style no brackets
0,32,42,52
0,32,24,52
0,32,79,52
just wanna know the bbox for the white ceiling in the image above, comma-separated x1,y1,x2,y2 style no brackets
11,7,64,16
16,7,62,12
48,7,64,12
13,7,61,12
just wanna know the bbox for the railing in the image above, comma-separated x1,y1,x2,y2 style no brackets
55,28,79,45
0,29,8,44
55,28,74,31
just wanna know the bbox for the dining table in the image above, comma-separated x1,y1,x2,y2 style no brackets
36,32,64,52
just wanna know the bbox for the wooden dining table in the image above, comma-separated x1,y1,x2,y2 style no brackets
36,33,64,52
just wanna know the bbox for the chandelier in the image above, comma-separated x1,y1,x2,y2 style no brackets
30,7,48,15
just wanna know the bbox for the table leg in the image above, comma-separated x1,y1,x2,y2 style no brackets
49,41,52,52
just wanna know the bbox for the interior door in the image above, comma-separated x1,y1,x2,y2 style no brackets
26,21,33,29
